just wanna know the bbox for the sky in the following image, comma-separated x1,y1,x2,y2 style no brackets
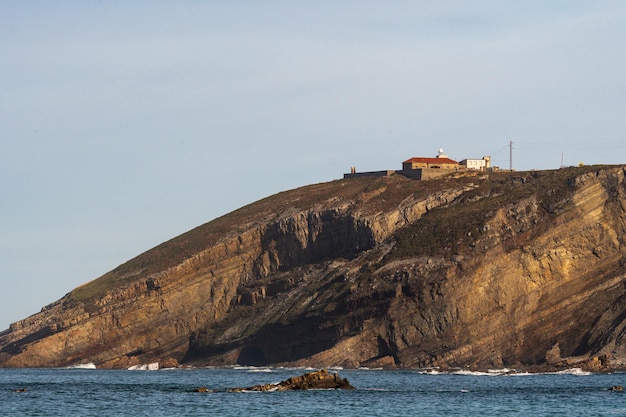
2,1,626,329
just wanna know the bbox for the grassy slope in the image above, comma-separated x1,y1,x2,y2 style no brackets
67,165,614,304
67,175,425,302
387,165,612,261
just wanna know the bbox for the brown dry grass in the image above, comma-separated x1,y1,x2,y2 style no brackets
68,165,616,303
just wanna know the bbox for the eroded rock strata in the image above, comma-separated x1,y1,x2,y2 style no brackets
1,166,626,371
229,369,354,392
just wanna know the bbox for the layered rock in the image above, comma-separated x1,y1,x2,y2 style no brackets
0,175,466,368
1,166,626,371
193,369,354,392
229,369,354,391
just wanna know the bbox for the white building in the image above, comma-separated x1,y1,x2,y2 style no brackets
460,156,491,171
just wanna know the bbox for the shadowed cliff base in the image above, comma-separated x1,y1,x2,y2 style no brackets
2,165,626,372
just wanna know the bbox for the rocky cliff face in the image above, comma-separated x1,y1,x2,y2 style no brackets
1,166,626,370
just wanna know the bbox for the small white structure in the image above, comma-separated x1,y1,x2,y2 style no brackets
460,156,491,171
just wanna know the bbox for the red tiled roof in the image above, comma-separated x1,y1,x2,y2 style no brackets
403,157,459,165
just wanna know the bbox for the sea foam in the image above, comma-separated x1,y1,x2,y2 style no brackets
232,365,274,372
554,367,592,376
66,362,96,369
128,362,159,371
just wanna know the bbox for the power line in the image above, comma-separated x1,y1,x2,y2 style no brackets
514,142,626,150
490,144,510,155
488,139,625,171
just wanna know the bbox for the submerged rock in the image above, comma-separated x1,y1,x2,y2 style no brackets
229,369,355,392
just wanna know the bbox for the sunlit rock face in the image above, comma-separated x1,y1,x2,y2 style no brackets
1,166,626,370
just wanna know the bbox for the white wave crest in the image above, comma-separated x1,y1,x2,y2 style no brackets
488,368,511,374
247,368,274,373
554,368,592,376
66,362,96,369
506,372,533,377
452,369,500,376
128,362,159,371
417,368,441,375
232,366,274,372
419,367,593,377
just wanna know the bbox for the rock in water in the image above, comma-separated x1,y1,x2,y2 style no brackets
230,369,355,392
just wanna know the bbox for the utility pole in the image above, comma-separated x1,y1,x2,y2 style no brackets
509,140,513,171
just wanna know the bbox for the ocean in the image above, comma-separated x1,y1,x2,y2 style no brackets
1,366,624,416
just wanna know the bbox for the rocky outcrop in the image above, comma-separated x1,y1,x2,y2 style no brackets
2,166,626,371
0,175,466,368
192,369,354,392
228,369,354,391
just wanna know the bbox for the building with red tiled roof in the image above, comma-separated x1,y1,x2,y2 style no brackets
398,148,465,180
402,156,460,170
344,148,490,180
402,149,460,171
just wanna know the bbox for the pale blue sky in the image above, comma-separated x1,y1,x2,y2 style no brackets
2,1,626,329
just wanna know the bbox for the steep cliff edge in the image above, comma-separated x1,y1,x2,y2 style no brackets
1,166,626,370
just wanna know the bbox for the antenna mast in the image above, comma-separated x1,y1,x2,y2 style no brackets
509,140,513,171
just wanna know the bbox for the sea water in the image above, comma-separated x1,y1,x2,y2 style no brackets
1,367,624,416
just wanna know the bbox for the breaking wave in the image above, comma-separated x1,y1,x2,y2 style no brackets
418,367,593,376
127,362,159,371
66,362,96,369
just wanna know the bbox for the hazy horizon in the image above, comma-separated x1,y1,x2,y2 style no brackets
2,1,626,328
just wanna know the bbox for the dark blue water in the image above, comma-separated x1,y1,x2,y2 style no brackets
1,367,624,416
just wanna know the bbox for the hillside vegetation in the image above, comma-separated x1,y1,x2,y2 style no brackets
2,164,625,371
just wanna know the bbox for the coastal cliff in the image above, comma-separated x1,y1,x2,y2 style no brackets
1,165,626,370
